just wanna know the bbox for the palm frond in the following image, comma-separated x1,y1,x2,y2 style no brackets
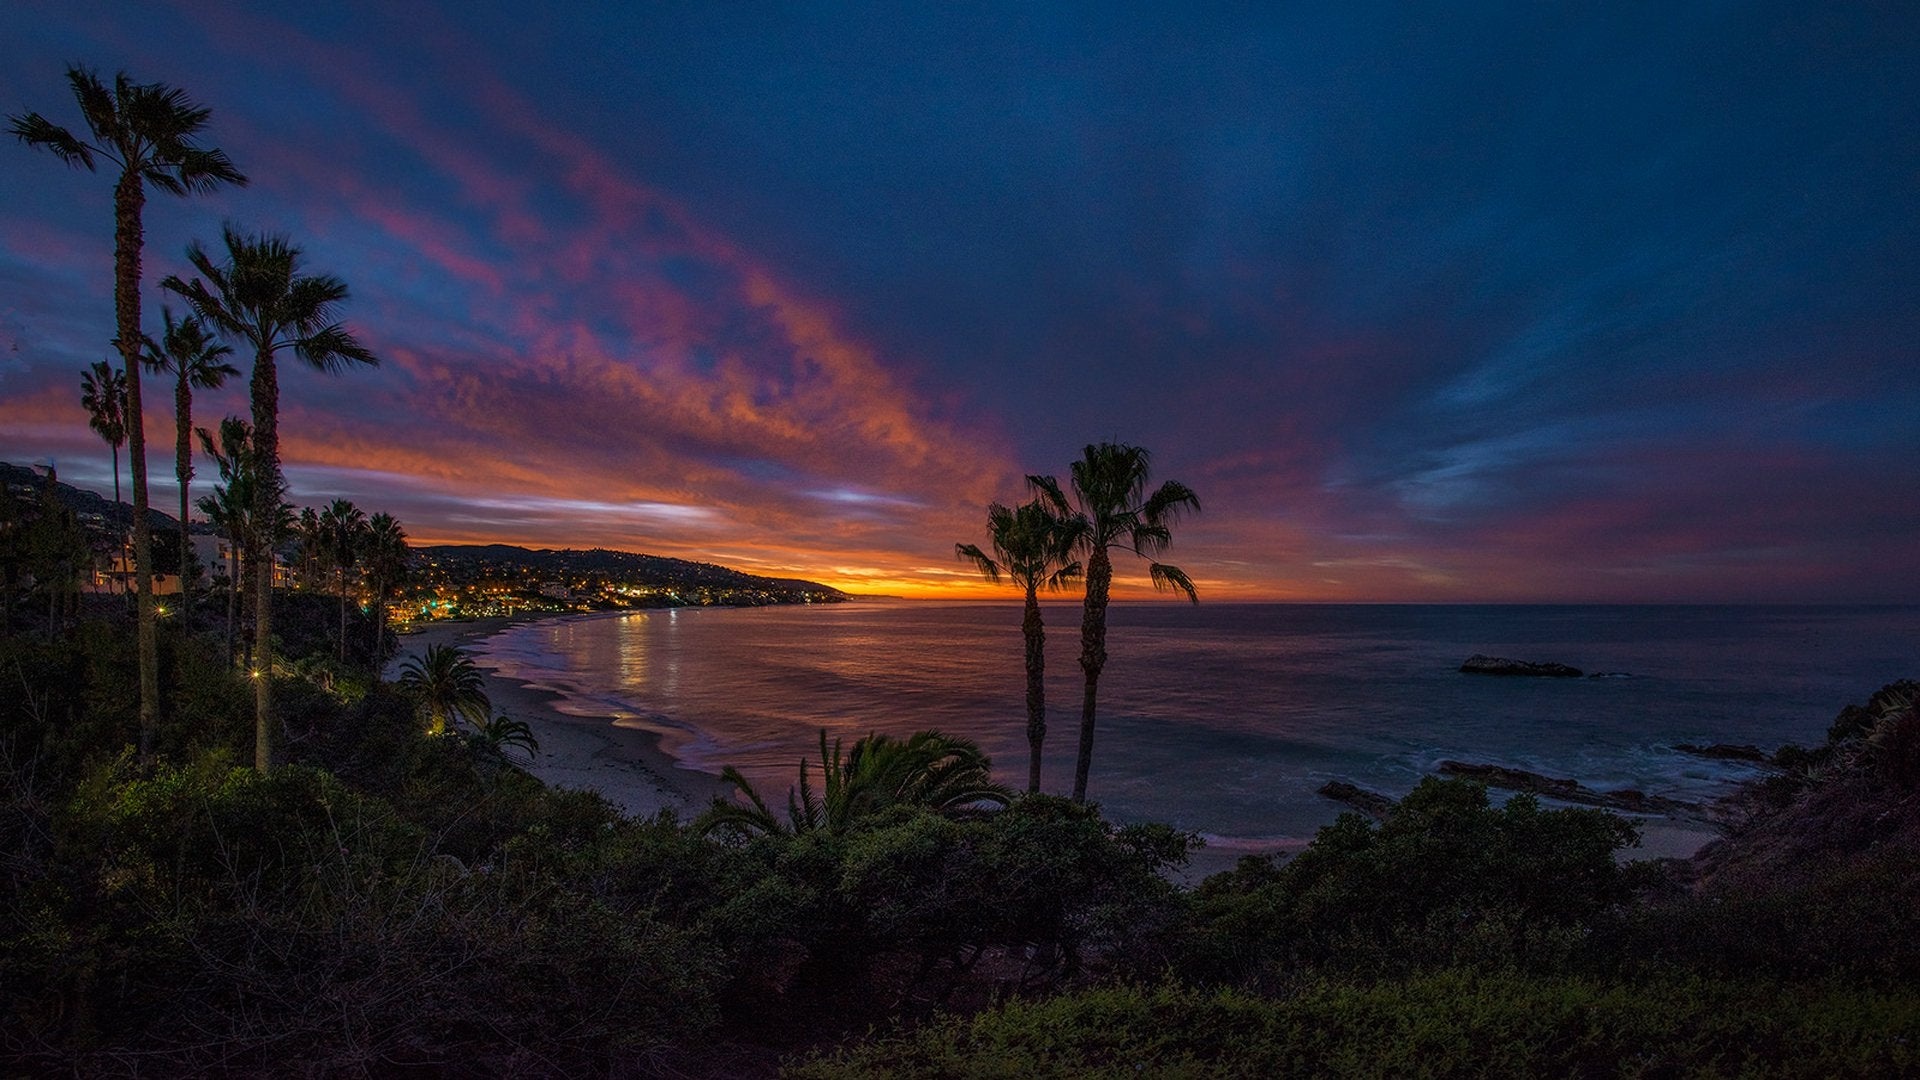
1148,561,1199,603
1025,474,1072,517
955,542,1003,584
294,323,379,373
6,112,94,169
1141,480,1201,525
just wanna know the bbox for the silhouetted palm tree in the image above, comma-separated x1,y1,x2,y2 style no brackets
11,66,246,756
1030,443,1199,803
292,505,325,590
697,729,1010,841
79,360,129,595
320,498,366,663
196,416,255,667
398,644,491,735
142,307,236,620
79,359,127,504
361,512,409,670
957,499,1085,794
162,227,377,773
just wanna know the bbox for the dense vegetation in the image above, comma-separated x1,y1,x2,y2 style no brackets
2,595,1916,1075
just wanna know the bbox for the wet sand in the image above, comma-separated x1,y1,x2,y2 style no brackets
389,615,731,819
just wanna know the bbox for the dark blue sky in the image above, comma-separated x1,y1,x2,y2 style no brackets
3,1,1916,598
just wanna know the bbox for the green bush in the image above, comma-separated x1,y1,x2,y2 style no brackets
1184,778,1642,982
793,973,1920,1079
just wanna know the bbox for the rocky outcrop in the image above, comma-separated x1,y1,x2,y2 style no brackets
1317,781,1395,820
1690,680,1920,892
1673,743,1774,765
1436,760,1708,819
1459,655,1583,678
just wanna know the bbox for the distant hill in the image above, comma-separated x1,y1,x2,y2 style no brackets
414,543,848,600
2,461,186,535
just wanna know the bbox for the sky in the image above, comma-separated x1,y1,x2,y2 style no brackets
1,1,1916,601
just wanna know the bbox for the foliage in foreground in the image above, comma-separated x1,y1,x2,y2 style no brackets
792,974,1920,1079
3,608,1918,1075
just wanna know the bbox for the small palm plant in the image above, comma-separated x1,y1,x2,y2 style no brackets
697,729,1011,841
397,644,490,735
471,714,540,763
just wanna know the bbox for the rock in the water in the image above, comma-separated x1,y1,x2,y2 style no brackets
1437,760,1705,818
1674,742,1773,765
1459,654,1584,678
1588,671,1633,679
1317,780,1396,820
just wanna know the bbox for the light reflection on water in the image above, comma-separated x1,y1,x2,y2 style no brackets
471,602,1919,843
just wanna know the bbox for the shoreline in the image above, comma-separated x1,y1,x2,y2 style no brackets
389,613,731,819
386,612,1724,866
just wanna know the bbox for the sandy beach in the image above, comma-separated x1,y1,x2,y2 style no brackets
389,615,732,819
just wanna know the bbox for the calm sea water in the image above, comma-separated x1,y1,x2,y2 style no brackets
471,603,1919,846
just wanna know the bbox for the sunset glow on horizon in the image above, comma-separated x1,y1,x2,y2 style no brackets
3,4,1915,602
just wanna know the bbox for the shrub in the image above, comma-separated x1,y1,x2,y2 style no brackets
1183,778,1641,982
793,973,1920,1079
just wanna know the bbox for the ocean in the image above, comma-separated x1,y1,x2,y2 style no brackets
471,602,1918,847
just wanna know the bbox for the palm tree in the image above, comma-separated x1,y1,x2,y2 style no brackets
142,307,237,621
697,729,1010,841
11,66,246,757
397,644,491,735
472,714,540,763
292,505,325,590
320,498,366,663
79,360,129,595
957,499,1085,794
79,360,128,504
195,416,258,668
361,512,409,671
162,227,378,773
1030,443,1200,803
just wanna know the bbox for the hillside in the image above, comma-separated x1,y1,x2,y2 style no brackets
414,543,848,602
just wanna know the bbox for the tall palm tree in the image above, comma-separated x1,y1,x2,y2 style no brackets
397,644,491,735
697,729,1010,841
79,359,128,505
320,498,366,663
162,227,378,773
957,499,1085,794
1030,443,1200,803
11,66,246,756
142,307,237,620
361,512,409,671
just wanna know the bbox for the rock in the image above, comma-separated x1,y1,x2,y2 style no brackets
1673,742,1774,765
1436,760,1705,818
1587,671,1633,679
1459,654,1584,678
1317,781,1396,820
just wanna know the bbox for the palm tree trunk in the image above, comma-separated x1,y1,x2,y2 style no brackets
114,169,161,759
111,443,120,504
250,348,279,773
176,371,194,624
1073,546,1112,803
1022,583,1046,795
338,567,348,664
226,539,238,665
